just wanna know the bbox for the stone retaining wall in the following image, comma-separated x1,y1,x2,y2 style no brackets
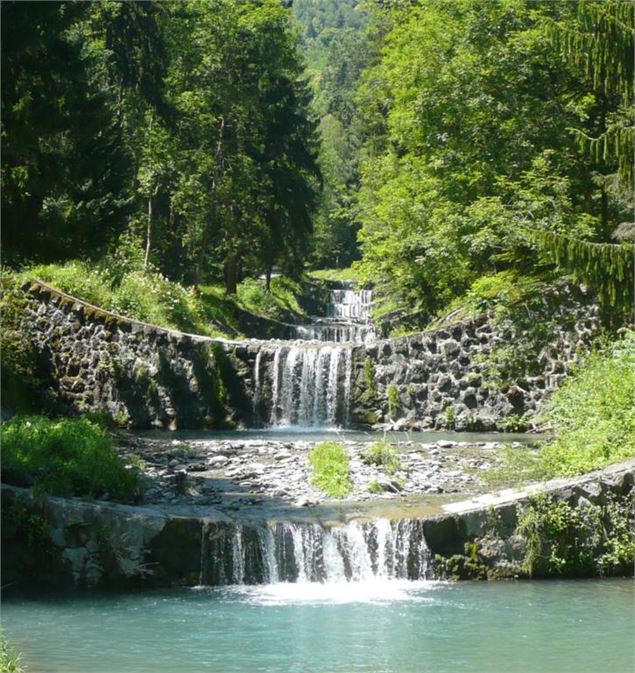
351,292,601,430
17,281,600,430
19,281,254,428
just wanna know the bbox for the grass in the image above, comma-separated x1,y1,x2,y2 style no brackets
7,259,310,340
12,260,222,336
362,441,402,476
1,415,141,502
235,275,306,321
308,267,361,282
308,441,352,498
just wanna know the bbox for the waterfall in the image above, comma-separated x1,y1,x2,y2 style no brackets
253,343,353,427
200,519,431,586
327,288,373,321
292,282,375,344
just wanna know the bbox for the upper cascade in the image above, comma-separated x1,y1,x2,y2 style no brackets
292,281,375,344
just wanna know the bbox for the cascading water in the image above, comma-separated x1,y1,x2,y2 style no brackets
252,343,353,426
199,519,431,586
327,287,373,321
251,281,373,426
292,281,375,344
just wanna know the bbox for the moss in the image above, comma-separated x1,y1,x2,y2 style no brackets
434,542,488,580
364,356,376,396
355,410,380,426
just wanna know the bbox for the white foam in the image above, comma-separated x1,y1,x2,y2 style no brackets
225,579,440,606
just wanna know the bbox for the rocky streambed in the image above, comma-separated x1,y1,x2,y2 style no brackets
116,434,526,512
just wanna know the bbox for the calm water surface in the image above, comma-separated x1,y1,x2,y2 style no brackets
2,579,633,673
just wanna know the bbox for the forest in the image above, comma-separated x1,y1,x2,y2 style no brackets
2,0,633,321
1,2,635,671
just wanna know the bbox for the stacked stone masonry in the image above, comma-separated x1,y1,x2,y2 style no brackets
20,281,601,430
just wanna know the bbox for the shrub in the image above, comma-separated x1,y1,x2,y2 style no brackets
308,441,352,498
490,331,635,485
362,441,401,476
0,274,52,413
1,416,140,502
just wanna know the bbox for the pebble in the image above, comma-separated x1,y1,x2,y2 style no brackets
118,436,505,509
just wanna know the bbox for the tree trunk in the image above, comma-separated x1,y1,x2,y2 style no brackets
265,268,272,293
224,256,239,295
600,187,609,238
194,231,208,291
144,194,153,268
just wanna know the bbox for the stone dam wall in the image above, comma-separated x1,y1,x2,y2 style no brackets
17,281,600,430
3,459,632,590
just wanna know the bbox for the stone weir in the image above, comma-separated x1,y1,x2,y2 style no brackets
19,280,600,430
2,459,633,590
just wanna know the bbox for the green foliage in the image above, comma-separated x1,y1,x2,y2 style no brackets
538,330,635,476
533,231,634,315
19,260,310,338
362,441,401,476
292,1,372,269
386,385,400,417
308,441,352,498
26,260,214,336
432,271,552,327
444,405,456,429
308,268,361,283
546,0,634,188
488,330,635,486
2,0,320,292
0,274,52,413
352,0,632,321
236,276,306,322
368,480,383,494
1,416,140,503
517,493,635,577
0,634,24,673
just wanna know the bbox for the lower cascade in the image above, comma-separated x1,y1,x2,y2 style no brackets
199,519,431,585
253,343,354,426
